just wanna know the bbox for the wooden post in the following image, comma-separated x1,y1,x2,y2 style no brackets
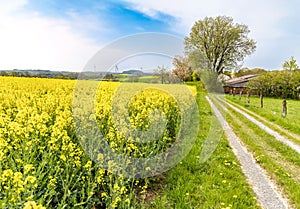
282,99,287,118
239,90,242,100
260,92,263,108
247,91,250,104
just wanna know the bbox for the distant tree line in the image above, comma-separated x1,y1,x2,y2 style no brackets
0,70,80,79
247,57,300,100
0,70,122,80
234,67,266,77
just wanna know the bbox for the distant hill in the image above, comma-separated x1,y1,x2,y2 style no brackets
121,69,154,76
121,69,144,76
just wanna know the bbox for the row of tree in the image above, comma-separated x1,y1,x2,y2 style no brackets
0,70,80,79
0,70,120,80
247,70,300,100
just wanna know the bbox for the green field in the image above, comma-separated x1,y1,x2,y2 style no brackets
116,74,161,83
226,95,300,136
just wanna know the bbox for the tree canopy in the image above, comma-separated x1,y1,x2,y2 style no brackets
185,16,256,74
247,70,300,99
235,67,266,77
283,56,300,71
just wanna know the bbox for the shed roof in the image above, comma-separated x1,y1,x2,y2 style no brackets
224,74,258,88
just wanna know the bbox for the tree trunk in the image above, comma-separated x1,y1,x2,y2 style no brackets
247,91,250,104
260,93,263,108
282,99,287,118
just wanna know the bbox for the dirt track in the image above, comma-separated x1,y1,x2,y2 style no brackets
206,96,289,209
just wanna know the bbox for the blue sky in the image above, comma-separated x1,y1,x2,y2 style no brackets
23,0,178,40
1,0,300,71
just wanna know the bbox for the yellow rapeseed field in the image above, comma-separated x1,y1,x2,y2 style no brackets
0,77,196,208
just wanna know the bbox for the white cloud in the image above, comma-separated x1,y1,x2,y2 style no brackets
125,0,287,36
0,0,27,14
0,0,102,71
124,0,294,69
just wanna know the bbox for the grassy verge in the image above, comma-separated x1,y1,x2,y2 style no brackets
145,84,260,209
214,98,300,208
224,98,300,146
226,95,300,136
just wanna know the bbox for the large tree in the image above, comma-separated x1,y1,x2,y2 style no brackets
185,16,256,74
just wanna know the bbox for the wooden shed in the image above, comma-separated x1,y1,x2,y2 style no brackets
223,74,258,94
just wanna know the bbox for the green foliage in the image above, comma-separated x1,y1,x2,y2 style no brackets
247,70,300,99
187,50,208,71
247,73,271,95
192,70,201,81
283,56,300,71
222,70,233,78
0,71,8,76
235,67,266,77
185,16,256,74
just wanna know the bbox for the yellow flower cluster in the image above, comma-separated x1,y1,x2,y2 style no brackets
0,77,87,207
23,201,46,209
94,82,182,159
0,77,194,208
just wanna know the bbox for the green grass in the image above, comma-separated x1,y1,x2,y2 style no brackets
145,84,260,209
213,97,300,208
116,74,131,81
226,95,300,136
116,75,160,83
137,76,160,83
224,98,300,146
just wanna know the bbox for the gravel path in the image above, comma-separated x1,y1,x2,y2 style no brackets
206,96,289,209
224,101,300,155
